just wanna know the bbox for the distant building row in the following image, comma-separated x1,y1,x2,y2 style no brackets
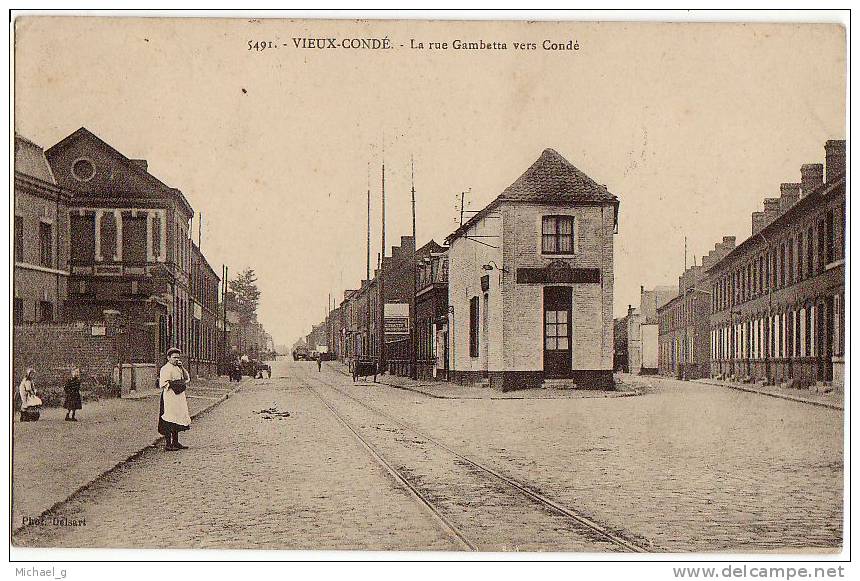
306,148,620,391
616,140,846,390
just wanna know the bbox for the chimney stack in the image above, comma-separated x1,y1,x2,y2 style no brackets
800,163,824,198
751,211,766,235
779,183,801,212
763,198,781,225
824,139,846,183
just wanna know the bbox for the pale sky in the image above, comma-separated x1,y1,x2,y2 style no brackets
14,17,846,347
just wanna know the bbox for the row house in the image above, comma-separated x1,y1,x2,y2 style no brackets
316,237,417,374
446,148,619,391
41,127,220,375
380,236,417,376
708,140,846,388
189,242,220,376
627,285,676,375
13,135,70,324
658,238,736,379
415,240,449,381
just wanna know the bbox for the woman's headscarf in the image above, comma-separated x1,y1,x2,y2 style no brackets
19,368,35,390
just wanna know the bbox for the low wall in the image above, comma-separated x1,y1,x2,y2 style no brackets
13,319,122,406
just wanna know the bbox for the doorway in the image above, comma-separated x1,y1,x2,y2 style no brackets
544,286,572,378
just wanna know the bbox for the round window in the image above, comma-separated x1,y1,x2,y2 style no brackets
71,158,96,182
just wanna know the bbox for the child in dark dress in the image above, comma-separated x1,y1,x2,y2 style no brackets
64,367,82,421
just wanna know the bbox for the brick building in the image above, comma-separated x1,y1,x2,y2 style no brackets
446,148,619,391
189,242,220,376
708,140,846,388
13,135,70,324
628,285,676,375
415,241,449,380
380,236,417,376
613,309,631,372
44,127,219,375
658,238,736,379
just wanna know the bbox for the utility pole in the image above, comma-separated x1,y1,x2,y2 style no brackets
460,191,465,226
222,265,228,374
684,236,688,271
379,139,386,375
410,155,418,379
367,164,371,282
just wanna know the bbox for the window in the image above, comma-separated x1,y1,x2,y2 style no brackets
14,216,24,262
13,298,23,325
826,210,835,264
806,226,814,279
817,220,826,273
797,232,804,281
70,214,96,263
542,216,574,254
101,211,117,261
39,222,53,268
779,243,786,287
38,300,54,323
469,296,480,357
124,215,147,263
545,309,569,350
787,238,794,285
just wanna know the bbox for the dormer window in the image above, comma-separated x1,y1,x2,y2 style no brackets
542,216,575,254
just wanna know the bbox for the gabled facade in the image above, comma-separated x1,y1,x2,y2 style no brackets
45,127,217,373
446,148,620,391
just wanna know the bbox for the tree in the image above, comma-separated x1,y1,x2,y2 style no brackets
228,267,261,323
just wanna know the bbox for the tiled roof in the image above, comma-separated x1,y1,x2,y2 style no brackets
498,148,618,204
14,134,56,184
447,148,618,244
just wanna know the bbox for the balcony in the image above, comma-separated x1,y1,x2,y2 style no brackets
70,260,176,278
416,258,449,292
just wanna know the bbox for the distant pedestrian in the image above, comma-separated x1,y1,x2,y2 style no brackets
64,367,83,422
317,352,322,372
18,368,42,422
158,348,191,451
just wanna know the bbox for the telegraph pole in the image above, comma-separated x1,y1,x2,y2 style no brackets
379,139,386,375
367,162,371,282
222,265,228,374
410,155,418,380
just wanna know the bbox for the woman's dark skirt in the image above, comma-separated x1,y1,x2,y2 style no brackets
157,390,190,435
64,391,82,411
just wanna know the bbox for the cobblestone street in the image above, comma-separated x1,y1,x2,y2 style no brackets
13,359,843,552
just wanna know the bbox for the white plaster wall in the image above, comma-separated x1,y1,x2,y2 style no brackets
448,213,503,373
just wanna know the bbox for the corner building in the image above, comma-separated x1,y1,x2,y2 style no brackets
446,148,619,391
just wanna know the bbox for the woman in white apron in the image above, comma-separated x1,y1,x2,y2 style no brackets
158,348,191,451
18,368,43,422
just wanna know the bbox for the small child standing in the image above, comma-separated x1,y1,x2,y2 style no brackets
64,367,83,421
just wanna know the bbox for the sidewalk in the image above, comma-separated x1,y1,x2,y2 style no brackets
12,378,241,532
618,372,843,411
328,362,640,400
694,377,843,411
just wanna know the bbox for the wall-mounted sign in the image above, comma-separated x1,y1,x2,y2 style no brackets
516,264,600,284
91,325,106,336
384,302,409,335
385,317,409,335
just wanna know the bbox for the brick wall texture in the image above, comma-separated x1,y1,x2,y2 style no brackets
13,319,122,406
